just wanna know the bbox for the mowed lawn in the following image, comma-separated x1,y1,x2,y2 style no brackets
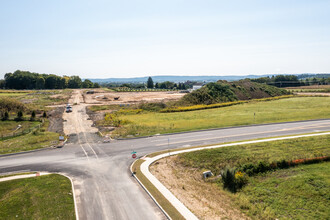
114,97,330,137
0,174,75,219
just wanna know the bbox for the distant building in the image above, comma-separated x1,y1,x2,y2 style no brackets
192,85,203,91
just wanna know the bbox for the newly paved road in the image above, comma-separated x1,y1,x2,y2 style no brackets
1,116,329,219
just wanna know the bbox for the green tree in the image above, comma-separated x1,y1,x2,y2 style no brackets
35,76,45,89
147,77,154,88
82,79,93,88
2,111,9,121
16,110,23,121
68,76,82,88
30,110,36,121
93,83,101,88
0,79,5,89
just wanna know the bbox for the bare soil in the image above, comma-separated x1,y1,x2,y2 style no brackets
63,90,99,137
47,106,64,134
83,90,185,105
150,156,248,220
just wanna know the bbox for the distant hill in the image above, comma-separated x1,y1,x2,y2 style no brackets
87,73,330,84
87,75,271,83
180,79,290,105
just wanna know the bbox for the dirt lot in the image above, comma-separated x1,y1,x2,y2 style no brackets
83,90,185,105
150,156,248,220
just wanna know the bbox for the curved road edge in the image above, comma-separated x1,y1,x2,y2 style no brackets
137,131,330,220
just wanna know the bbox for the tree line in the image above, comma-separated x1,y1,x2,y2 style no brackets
1,70,100,90
251,75,330,87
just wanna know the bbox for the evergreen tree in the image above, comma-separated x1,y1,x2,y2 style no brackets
16,110,23,121
147,77,154,88
30,111,36,121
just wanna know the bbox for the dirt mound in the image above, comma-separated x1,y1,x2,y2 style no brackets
181,79,290,105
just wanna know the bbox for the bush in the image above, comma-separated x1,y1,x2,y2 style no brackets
1,111,9,121
15,110,24,121
221,167,237,192
220,167,248,193
30,110,36,121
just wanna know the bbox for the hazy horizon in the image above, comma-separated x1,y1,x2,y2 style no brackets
1,0,330,79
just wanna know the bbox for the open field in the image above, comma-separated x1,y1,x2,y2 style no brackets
151,135,330,219
111,97,330,137
0,174,75,219
0,121,40,137
0,121,59,155
0,89,72,110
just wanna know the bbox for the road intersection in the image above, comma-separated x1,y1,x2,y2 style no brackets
0,92,329,219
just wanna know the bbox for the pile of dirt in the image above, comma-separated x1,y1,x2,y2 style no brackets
47,107,64,134
181,79,290,105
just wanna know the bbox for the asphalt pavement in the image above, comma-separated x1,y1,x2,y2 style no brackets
0,115,329,219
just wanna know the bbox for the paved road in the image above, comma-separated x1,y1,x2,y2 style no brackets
0,95,329,220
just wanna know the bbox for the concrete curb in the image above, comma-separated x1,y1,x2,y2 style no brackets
0,172,50,182
116,118,330,140
140,132,330,220
130,160,171,220
60,173,79,220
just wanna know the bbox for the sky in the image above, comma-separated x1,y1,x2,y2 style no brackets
0,0,330,79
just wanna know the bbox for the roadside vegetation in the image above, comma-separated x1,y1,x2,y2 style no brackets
151,135,330,219
0,120,59,154
0,174,75,219
0,91,67,154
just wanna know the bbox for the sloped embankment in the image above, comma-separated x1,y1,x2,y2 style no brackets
180,79,290,105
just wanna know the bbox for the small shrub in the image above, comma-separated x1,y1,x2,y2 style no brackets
1,111,9,121
221,167,236,192
15,110,24,121
220,167,248,193
30,110,36,121
42,111,47,118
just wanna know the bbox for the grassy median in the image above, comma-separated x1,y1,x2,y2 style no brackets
112,97,330,137
0,174,75,219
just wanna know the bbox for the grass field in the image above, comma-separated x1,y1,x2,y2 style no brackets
172,135,330,219
0,174,75,219
234,163,330,219
0,89,72,111
112,97,330,137
0,121,59,155
0,92,30,97
0,121,40,136
178,135,330,174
